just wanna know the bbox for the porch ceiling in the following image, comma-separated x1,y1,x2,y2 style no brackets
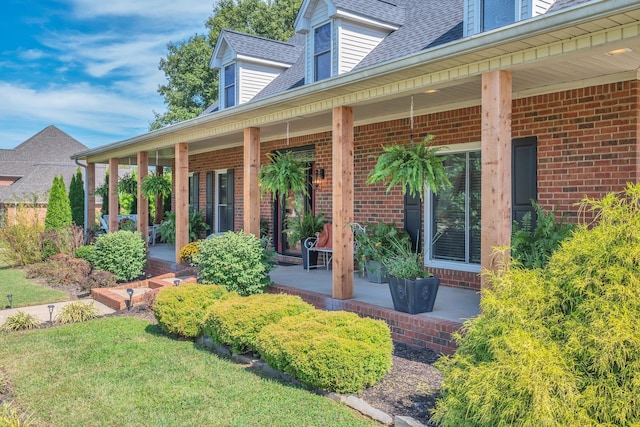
77,2,640,165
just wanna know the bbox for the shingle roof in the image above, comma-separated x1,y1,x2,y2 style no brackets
0,125,106,204
548,0,594,13
333,0,406,27
218,29,304,67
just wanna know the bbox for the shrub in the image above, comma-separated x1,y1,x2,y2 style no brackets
26,254,116,291
153,284,236,338
192,231,273,296
202,294,314,354
75,245,96,263
92,230,146,281
432,184,640,426
511,202,575,269
0,223,44,266
44,175,72,231
55,302,100,324
69,168,84,227
1,312,40,332
157,208,210,244
255,310,393,393
178,241,201,265
0,402,33,427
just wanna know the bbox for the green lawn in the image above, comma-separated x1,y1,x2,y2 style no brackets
0,264,68,309
0,317,379,427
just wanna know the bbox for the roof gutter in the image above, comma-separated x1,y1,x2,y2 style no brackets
72,0,640,160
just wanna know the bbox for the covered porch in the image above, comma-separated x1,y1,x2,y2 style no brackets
147,244,480,354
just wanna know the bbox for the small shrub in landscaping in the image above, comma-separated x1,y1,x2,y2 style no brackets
432,184,640,426
92,230,146,282
192,231,274,296
55,302,100,324
25,254,115,291
1,312,40,332
202,293,314,354
255,310,393,393
0,402,32,427
153,284,236,338
75,245,96,263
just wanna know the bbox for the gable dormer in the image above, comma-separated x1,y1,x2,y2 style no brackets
294,0,405,84
464,0,556,36
210,30,303,109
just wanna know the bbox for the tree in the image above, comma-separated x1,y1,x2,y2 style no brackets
69,168,85,227
44,175,72,230
150,0,302,130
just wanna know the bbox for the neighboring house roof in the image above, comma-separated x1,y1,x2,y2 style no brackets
0,125,104,204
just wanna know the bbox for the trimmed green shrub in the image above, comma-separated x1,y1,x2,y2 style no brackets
202,293,314,354
44,175,72,231
192,231,274,296
56,302,100,324
92,230,146,281
69,168,84,227
1,312,40,332
255,310,393,393
153,284,237,338
432,184,640,426
75,245,96,263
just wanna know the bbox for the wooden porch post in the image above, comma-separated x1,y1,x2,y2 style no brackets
87,162,96,228
174,143,189,263
481,70,512,287
244,127,260,237
332,106,354,300
108,158,119,232
137,151,149,245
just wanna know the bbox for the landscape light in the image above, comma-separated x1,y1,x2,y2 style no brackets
7,294,12,309
173,279,181,286
126,288,134,311
48,305,54,323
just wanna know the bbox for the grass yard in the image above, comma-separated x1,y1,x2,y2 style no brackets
0,263,68,309
0,317,379,427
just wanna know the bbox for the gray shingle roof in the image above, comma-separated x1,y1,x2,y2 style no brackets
0,125,106,204
218,29,304,67
333,0,406,27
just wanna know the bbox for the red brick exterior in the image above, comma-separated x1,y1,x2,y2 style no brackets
185,80,639,291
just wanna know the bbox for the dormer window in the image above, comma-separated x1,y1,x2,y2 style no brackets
482,0,516,31
313,22,331,82
224,63,236,108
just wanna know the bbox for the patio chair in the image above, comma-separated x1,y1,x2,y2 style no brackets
305,223,333,271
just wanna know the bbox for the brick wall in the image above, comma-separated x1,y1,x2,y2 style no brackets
185,80,639,291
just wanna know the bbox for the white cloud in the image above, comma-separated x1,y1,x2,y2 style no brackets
67,0,213,25
18,49,47,61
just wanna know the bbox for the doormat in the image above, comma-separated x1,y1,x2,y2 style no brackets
277,261,299,267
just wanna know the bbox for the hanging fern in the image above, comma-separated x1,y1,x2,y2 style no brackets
366,134,450,200
141,172,172,199
258,151,309,202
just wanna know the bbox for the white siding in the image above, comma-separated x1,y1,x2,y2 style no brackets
337,20,387,74
533,0,555,16
238,62,282,104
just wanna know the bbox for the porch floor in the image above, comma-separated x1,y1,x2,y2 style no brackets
148,244,481,324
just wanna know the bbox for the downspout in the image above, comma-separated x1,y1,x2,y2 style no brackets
74,159,89,242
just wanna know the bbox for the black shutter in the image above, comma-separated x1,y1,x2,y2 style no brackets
404,189,421,252
225,168,234,231
192,172,200,211
512,136,537,228
206,172,213,230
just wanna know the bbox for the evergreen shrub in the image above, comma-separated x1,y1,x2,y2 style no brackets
92,230,146,282
75,245,96,263
255,310,393,393
202,293,314,354
192,231,274,296
44,176,72,230
153,284,237,338
69,168,85,227
432,184,640,426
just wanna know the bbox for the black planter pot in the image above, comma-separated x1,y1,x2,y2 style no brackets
301,239,319,270
388,275,440,314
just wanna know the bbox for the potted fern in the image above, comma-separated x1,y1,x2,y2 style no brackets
367,134,450,313
284,211,326,270
259,151,309,202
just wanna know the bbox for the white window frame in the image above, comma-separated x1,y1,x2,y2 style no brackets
424,142,481,273
313,21,332,82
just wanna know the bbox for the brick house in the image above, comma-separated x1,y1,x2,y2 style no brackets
73,0,640,298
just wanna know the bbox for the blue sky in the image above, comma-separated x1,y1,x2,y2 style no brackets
0,0,214,150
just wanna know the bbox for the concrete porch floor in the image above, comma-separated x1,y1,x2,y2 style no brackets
148,244,481,324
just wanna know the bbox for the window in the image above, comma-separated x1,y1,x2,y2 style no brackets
426,150,481,272
482,0,516,31
314,22,331,82
224,63,236,108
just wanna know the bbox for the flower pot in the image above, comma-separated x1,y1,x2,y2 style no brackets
388,275,440,314
365,260,388,283
301,239,319,270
